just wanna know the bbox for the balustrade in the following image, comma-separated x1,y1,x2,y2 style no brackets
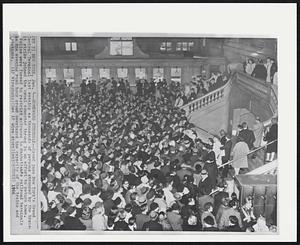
182,82,229,115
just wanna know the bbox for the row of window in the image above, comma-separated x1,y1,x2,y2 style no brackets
45,67,182,82
160,41,195,52
64,38,199,55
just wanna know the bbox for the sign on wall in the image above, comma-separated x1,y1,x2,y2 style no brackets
81,68,93,81
135,68,146,79
45,68,56,82
63,68,75,84
117,68,128,78
122,41,133,56
171,67,182,83
99,68,110,79
153,68,164,79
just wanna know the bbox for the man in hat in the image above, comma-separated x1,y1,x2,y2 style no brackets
62,206,86,230
135,201,150,231
113,210,130,231
102,189,114,216
166,203,183,231
198,169,214,195
142,211,163,231
202,216,219,231
238,122,255,150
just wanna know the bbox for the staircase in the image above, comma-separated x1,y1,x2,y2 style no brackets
247,159,278,175
182,76,233,136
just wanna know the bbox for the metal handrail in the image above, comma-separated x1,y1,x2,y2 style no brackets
217,139,278,169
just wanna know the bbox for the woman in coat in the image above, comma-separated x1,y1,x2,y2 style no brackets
253,117,264,148
231,136,250,175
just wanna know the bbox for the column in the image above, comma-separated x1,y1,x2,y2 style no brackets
92,67,99,81
56,67,64,82
128,66,135,84
164,66,171,83
74,66,82,87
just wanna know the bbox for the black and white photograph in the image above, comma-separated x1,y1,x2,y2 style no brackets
3,3,297,243
40,36,278,233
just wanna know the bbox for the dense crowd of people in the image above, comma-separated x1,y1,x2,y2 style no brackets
42,71,229,109
243,57,278,84
40,74,277,232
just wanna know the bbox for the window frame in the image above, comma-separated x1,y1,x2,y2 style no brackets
109,37,134,56
65,42,77,52
160,41,173,52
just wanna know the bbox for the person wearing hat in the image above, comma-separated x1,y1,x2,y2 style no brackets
146,188,156,210
182,214,201,231
150,161,166,184
238,122,256,150
198,169,214,196
153,189,167,213
79,206,93,230
200,202,217,228
142,211,163,231
218,199,243,231
176,163,193,182
102,190,114,216
113,210,130,231
223,215,243,232
135,202,150,231
62,206,86,230
202,216,219,231
166,203,183,231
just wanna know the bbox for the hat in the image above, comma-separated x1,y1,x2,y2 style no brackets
201,169,208,175
138,196,147,205
150,202,159,211
203,216,215,226
83,198,92,206
140,186,149,195
149,211,158,220
174,192,183,201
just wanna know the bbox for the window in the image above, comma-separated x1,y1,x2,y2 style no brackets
176,42,194,51
135,68,147,79
153,68,164,79
171,67,181,83
65,42,77,51
117,68,128,78
160,42,172,52
45,68,56,82
99,68,110,79
110,37,133,56
81,68,93,81
63,68,74,84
